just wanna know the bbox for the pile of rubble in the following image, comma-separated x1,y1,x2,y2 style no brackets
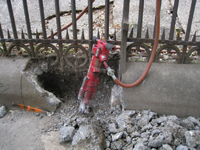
58,105,200,150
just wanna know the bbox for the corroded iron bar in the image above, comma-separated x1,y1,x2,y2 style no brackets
71,0,77,41
105,0,109,40
22,0,35,56
38,0,47,39
181,0,196,63
137,0,144,38
169,0,179,40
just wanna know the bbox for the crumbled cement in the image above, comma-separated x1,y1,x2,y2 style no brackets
59,126,76,143
0,106,6,118
21,58,200,150
72,125,105,150
185,130,200,148
56,105,200,150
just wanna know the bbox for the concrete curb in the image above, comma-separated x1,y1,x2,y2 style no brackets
120,62,200,117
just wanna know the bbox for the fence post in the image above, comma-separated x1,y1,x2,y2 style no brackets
119,0,130,79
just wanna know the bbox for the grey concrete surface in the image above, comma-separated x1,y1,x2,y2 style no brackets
121,62,200,117
0,58,61,111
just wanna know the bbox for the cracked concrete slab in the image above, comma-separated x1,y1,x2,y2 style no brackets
0,57,61,112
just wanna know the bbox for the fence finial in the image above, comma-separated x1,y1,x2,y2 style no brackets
51,29,54,39
192,31,196,42
65,29,69,39
161,28,165,40
176,31,181,41
113,29,116,41
21,29,25,39
129,28,133,38
145,28,149,39
81,29,85,40
36,29,39,39
97,29,100,39
0,23,3,39
7,29,11,39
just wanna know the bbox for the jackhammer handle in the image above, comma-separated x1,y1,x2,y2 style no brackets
92,36,116,51
105,43,116,51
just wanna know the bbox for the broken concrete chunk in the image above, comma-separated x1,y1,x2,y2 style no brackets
112,139,124,150
148,134,165,148
133,138,151,150
158,144,173,150
0,106,6,118
72,125,105,150
33,66,43,75
137,114,150,128
111,132,123,142
185,130,200,148
76,117,89,126
59,126,76,143
40,62,48,73
176,145,189,150
109,123,119,133
116,111,133,130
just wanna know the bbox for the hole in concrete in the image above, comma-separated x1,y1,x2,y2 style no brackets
36,55,119,104
38,72,84,99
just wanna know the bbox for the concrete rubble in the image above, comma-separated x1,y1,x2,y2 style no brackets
57,106,200,150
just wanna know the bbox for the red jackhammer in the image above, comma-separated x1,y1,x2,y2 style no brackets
78,0,161,113
78,37,116,113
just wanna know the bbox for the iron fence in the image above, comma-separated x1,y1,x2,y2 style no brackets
0,0,200,75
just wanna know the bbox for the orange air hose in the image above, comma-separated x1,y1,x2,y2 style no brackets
113,0,161,88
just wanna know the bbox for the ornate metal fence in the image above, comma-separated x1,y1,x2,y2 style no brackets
0,0,200,75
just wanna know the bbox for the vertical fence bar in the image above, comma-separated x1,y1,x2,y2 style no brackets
7,0,18,39
169,0,179,40
0,23,7,55
38,0,47,39
105,0,109,40
119,0,130,78
88,0,93,57
22,0,34,56
55,0,64,71
137,0,144,38
71,0,77,41
181,0,196,63
55,0,62,39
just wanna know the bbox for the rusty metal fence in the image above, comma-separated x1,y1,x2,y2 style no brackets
0,0,200,74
